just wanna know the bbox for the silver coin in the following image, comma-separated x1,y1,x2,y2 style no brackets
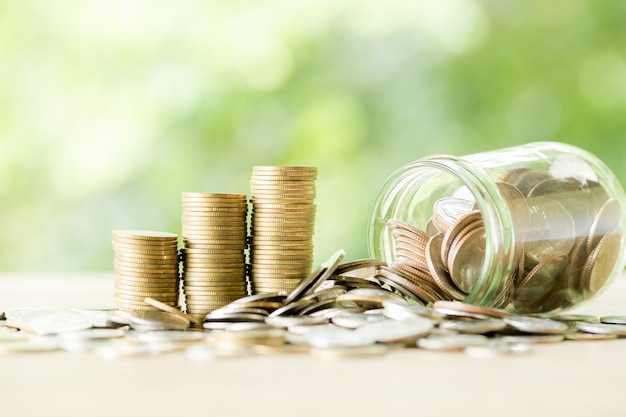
600,316,626,325
18,309,94,335
287,323,341,335
130,330,205,343
127,311,190,331
355,317,433,343
498,334,565,344
549,314,598,323
465,339,532,357
382,299,443,322
575,322,626,336
503,315,568,334
432,197,475,231
203,312,267,323
439,318,507,334
4,308,43,321
309,307,366,318
417,334,488,351
331,312,387,329
203,321,274,331
265,315,329,328
523,196,575,266
57,328,126,340
310,344,389,360
565,332,618,341
284,249,345,305
0,339,59,354
304,325,375,348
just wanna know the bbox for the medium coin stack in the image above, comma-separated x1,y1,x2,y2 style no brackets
112,230,180,311
181,193,248,318
249,166,317,294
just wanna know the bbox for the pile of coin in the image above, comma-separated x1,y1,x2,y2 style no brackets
181,193,248,318
381,168,623,313
112,230,180,311
4,251,626,358
249,166,317,294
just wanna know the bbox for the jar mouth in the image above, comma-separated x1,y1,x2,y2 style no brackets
368,154,517,307
418,156,517,305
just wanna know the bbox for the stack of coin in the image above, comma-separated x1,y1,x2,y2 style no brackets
181,193,248,318
249,166,317,294
112,230,180,311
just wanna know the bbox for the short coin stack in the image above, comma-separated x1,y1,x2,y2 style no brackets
112,230,180,311
249,166,317,294
181,193,249,318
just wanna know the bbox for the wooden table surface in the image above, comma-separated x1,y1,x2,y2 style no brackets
1,272,625,417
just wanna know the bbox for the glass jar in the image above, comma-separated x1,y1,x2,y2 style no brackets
368,142,626,313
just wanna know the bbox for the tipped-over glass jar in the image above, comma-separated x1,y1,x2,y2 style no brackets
369,142,626,313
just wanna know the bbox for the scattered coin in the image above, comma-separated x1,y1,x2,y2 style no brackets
18,309,93,335
600,316,626,325
417,334,488,351
503,316,569,335
575,322,626,336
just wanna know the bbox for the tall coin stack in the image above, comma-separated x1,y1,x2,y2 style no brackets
181,193,249,318
249,166,317,294
112,230,180,311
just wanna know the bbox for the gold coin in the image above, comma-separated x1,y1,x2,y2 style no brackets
182,255,245,263
115,283,179,293
182,230,247,238
114,259,178,269
425,233,467,300
114,264,179,274
181,224,247,232
440,211,483,266
586,198,621,253
112,230,178,241
184,282,246,289
116,294,178,304
250,225,314,232
186,295,244,302
252,165,317,171
112,242,179,253
181,198,247,205
144,297,202,325
181,215,247,223
182,192,247,199
251,280,305,287
112,240,179,251
113,271,179,281
447,226,486,293
185,290,247,297
581,230,622,297
183,241,247,249
116,300,176,310
115,289,179,298
113,251,180,260
387,219,429,241
182,270,246,277
115,254,180,265
112,249,179,259
250,254,313,262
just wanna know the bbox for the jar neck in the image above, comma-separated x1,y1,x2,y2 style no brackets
369,154,517,306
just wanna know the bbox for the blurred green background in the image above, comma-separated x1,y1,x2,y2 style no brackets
1,0,625,272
